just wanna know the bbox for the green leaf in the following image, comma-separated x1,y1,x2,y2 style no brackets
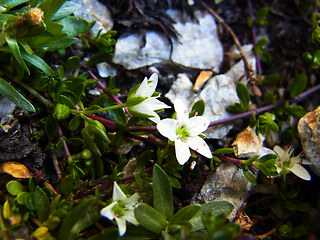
21,50,54,76
60,174,74,195
153,164,173,220
33,186,50,222
1,0,28,11
189,201,234,231
59,198,100,240
136,150,151,172
6,180,24,196
134,203,167,234
263,73,280,85
242,168,257,185
289,74,307,98
39,0,67,21
46,21,64,35
169,204,201,224
255,7,269,26
69,115,82,131
0,78,35,112
65,56,80,71
56,16,90,37
190,100,205,117
212,148,234,155
51,2,81,20
236,83,250,110
5,36,29,74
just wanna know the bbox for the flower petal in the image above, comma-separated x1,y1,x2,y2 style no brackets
143,97,170,110
115,216,127,236
185,136,212,159
175,139,191,165
273,145,289,162
135,73,158,97
124,209,139,225
132,102,160,123
157,119,178,141
290,164,311,181
185,116,210,136
123,193,139,206
113,182,127,201
100,201,117,220
174,99,189,124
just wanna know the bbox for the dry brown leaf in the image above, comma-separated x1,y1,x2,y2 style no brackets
0,161,31,178
193,71,212,92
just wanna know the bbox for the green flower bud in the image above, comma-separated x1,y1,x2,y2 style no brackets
53,104,70,120
81,148,94,159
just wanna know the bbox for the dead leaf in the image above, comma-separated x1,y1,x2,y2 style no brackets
0,161,31,178
193,71,212,92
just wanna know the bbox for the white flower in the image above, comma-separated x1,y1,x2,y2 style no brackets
273,145,312,181
157,99,213,165
127,73,170,123
100,182,139,236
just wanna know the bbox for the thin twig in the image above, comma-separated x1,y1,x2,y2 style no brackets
201,1,255,82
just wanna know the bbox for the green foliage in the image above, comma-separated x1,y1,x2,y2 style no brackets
254,7,269,26
256,112,279,136
289,74,307,98
190,100,205,117
254,38,272,63
0,77,35,112
227,83,251,113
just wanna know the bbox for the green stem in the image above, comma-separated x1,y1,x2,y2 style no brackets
18,81,53,108
82,103,127,114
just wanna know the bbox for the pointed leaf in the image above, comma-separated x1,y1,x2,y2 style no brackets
21,50,54,76
5,36,29,74
0,78,35,112
134,203,167,234
59,198,100,240
289,74,307,98
33,186,50,222
236,83,250,110
153,164,173,220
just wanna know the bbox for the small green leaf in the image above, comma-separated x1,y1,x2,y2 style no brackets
169,204,201,224
136,150,151,172
289,74,307,98
5,36,29,74
153,164,173,220
190,100,205,117
33,186,50,222
134,203,167,234
65,56,80,71
6,180,24,196
189,201,234,231
40,0,67,21
56,16,90,37
236,83,250,110
242,169,257,185
0,78,35,112
51,2,81,20
60,174,74,195
212,148,234,155
1,0,29,11
263,73,280,85
59,198,100,240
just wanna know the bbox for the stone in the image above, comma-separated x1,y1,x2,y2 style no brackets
113,31,171,69
112,10,223,71
191,162,254,220
0,97,16,118
298,105,320,177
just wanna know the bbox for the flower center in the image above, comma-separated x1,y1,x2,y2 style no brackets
112,202,126,218
176,125,189,141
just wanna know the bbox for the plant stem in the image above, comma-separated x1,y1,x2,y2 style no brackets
18,81,53,108
82,103,127,114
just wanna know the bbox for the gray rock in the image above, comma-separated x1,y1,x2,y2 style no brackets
0,97,16,118
112,10,223,71
113,31,171,69
191,162,254,220
298,105,320,176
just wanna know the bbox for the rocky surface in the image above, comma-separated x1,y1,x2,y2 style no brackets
191,162,255,220
298,105,320,177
